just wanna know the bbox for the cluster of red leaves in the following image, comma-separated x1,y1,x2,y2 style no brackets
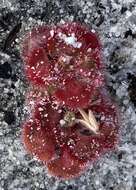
21,22,120,179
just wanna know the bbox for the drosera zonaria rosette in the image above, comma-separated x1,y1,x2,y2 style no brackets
21,22,105,109
22,88,120,179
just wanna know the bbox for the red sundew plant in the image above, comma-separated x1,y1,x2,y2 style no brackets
21,22,120,179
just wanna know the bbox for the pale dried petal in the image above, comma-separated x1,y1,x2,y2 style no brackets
78,108,90,123
76,119,98,134
88,110,99,131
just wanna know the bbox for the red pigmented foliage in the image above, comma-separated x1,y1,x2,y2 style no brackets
21,22,120,179
22,99,62,162
21,22,104,108
53,78,94,109
22,88,119,179
47,146,89,179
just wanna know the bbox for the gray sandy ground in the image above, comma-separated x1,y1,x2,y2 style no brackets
0,0,136,189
